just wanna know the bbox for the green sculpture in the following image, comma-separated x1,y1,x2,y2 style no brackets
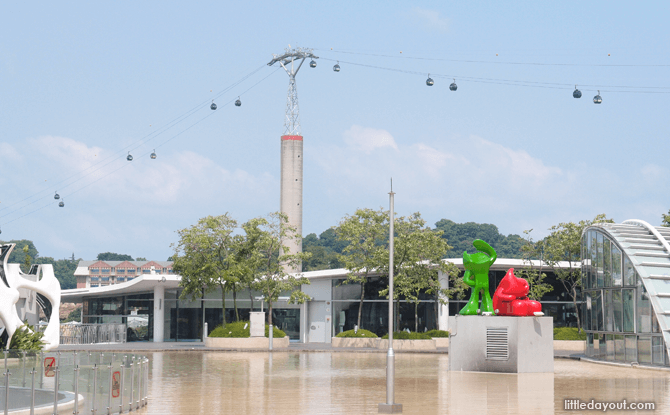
459,239,497,315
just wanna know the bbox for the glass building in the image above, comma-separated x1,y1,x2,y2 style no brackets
582,220,670,366
63,258,581,344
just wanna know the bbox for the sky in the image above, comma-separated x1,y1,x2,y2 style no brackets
1,2,669,261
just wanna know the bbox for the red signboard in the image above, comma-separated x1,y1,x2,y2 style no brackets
44,357,55,377
112,371,121,398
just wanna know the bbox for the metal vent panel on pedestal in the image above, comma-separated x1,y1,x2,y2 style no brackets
486,327,509,360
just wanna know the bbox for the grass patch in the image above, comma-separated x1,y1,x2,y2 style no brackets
425,329,450,338
335,329,378,338
553,327,586,340
381,331,431,340
209,321,286,338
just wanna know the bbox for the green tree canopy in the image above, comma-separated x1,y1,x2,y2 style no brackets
335,207,388,329
97,252,134,261
246,212,312,325
172,214,239,328
381,213,457,332
434,219,524,258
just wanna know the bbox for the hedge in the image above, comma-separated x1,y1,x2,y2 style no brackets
553,327,586,340
335,329,378,338
209,321,286,338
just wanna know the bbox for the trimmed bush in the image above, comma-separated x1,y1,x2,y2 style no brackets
425,329,450,338
553,327,586,341
382,331,431,340
335,329,378,338
209,321,286,339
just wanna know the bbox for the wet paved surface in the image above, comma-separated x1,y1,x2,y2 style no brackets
126,351,669,414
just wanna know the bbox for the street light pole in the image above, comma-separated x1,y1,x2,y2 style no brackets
379,181,402,414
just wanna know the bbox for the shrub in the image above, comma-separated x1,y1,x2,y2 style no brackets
6,323,46,351
209,321,286,338
553,327,586,340
382,331,431,340
335,329,378,338
425,329,450,338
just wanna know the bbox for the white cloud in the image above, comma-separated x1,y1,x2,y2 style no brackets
0,142,22,161
411,8,450,33
343,125,398,154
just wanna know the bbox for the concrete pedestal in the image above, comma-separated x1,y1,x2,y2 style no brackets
448,315,554,373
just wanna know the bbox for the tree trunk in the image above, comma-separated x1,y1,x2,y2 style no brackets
394,299,400,333
220,284,227,328
249,290,254,311
233,285,239,322
434,291,439,330
357,281,365,329
573,286,582,332
415,301,419,333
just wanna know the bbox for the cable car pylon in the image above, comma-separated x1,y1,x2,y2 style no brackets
267,46,317,271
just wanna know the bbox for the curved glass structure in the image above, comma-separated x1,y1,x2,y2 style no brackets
582,220,670,366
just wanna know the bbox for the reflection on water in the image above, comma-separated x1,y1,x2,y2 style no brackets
138,352,670,414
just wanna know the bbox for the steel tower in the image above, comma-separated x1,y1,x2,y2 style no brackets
268,47,318,272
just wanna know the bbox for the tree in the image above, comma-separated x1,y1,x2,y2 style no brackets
247,212,312,326
379,213,458,332
97,252,134,261
172,214,239,328
662,209,670,227
515,230,554,301
22,244,32,273
135,257,147,261
335,208,388,329
538,213,613,332
434,219,524,258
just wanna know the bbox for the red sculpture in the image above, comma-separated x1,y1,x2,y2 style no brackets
492,268,543,316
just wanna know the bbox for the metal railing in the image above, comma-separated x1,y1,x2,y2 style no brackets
1,350,148,414
60,324,127,345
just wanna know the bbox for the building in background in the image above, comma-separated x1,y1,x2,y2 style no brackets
582,220,670,367
74,260,174,288
62,257,582,345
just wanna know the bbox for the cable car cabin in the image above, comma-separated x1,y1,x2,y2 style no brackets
310,60,317,68
127,152,133,161
426,75,434,86
593,91,602,104
54,192,60,200
333,62,340,72
573,87,582,98
210,102,217,110
450,80,458,91
150,151,157,159
59,201,64,207
235,98,242,107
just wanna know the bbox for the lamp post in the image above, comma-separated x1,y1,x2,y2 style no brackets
379,183,402,413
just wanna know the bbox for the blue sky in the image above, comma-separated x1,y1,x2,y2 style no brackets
1,2,669,260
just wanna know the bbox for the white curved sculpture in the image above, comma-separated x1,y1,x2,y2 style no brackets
0,244,61,350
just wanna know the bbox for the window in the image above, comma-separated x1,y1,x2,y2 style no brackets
117,277,125,282
101,277,110,281
90,268,99,274
142,269,150,274
603,238,612,287
127,269,136,274
596,232,604,287
611,244,622,286
117,269,125,274
623,289,635,332
612,290,622,332
637,276,652,333
623,255,635,286
91,277,99,281
168,269,174,274
101,269,110,274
